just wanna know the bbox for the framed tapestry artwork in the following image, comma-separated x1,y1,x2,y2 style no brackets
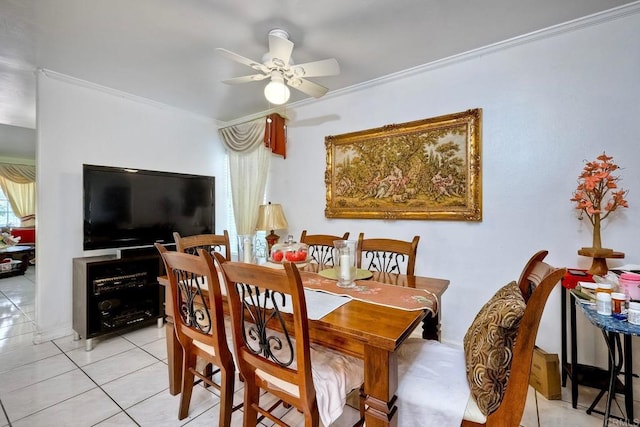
325,108,482,220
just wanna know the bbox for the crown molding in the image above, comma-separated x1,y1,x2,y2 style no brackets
315,1,640,101
37,69,215,123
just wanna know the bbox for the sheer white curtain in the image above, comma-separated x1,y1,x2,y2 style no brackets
218,118,270,236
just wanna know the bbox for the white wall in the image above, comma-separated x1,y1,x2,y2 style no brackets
267,9,640,369
35,71,228,342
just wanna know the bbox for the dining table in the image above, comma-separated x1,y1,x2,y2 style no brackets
158,261,449,427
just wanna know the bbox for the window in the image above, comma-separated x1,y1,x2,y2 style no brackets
0,188,20,227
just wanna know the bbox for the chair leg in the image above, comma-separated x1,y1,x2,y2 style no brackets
218,364,235,427
304,407,320,427
358,385,366,425
178,350,197,420
243,380,260,427
203,362,213,388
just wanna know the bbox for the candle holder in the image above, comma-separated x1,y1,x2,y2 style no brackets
333,240,357,288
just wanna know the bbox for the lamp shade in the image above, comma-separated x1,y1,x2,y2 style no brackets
256,203,288,231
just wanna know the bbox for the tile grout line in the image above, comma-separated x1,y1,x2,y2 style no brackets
53,339,153,426
0,398,12,427
1,339,141,426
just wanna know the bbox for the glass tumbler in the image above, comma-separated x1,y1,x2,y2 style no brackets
333,240,357,288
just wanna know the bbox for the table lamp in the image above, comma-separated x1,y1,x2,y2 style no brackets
256,202,288,252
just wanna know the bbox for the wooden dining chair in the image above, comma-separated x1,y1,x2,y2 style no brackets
299,230,349,266
213,254,365,427
155,244,240,425
356,232,419,276
395,250,566,426
173,230,232,260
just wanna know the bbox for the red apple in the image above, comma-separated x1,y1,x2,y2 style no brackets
285,251,296,261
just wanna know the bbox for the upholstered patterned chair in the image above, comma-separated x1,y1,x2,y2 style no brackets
395,250,565,426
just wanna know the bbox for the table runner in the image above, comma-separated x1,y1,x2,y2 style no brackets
299,271,437,314
249,289,351,320
179,266,438,318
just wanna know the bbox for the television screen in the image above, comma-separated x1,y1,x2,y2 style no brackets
83,164,215,250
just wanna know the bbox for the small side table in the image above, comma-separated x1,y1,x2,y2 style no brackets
576,300,639,426
561,270,628,410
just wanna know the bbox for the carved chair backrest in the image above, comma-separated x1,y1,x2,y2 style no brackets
173,231,231,261
356,233,419,276
155,244,231,366
299,230,350,266
214,255,316,415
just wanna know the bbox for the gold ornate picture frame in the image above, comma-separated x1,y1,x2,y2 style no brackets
325,108,482,220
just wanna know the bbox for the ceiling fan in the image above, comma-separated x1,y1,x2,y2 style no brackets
216,29,340,105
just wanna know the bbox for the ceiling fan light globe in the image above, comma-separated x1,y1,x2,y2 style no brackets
264,80,290,105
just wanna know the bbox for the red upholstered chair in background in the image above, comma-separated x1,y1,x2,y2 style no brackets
11,227,35,246
6,227,36,265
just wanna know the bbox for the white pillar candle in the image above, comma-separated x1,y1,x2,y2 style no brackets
340,253,350,279
243,238,253,263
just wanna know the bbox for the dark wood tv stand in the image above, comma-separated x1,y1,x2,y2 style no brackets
72,253,165,351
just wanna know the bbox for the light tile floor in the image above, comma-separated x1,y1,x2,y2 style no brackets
0,267,637,426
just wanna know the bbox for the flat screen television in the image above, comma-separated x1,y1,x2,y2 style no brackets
83,164,215,250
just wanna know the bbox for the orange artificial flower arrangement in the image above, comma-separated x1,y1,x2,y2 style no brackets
571,152,629,251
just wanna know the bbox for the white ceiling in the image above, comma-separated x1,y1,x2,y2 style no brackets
0,0,636,132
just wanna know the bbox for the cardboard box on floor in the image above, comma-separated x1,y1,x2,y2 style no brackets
529,346,561,400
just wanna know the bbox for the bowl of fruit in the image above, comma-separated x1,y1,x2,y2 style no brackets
269,237,309,264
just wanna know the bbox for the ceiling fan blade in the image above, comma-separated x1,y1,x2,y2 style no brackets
222,74,269,85
268,33,294,68
215,48,268,73
289,58,340,78
287,77,329,98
